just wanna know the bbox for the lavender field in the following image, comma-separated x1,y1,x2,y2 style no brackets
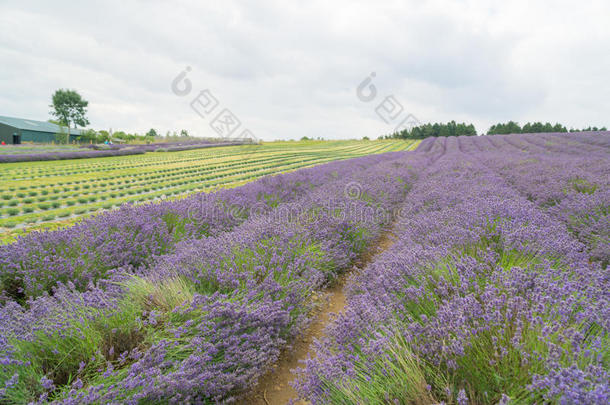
0,132,608,404
296,132,610,404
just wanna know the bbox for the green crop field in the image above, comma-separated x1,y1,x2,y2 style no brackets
0,139,419,242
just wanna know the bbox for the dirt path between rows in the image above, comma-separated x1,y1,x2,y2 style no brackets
241,231,396,405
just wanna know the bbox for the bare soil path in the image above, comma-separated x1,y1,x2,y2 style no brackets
242,231,396,405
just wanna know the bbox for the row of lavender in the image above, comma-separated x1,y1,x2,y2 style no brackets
84,140,246,153
476,133,609,266
0,141,245,163
0,148,146,163
296,132,609,404
0,151,430,402
81,140,216,151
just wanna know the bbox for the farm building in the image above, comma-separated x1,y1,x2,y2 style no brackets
0,115,83,144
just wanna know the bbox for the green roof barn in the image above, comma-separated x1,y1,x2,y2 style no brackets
0,115,83,144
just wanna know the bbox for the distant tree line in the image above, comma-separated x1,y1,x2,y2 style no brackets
65,128,192,144
379,120,607,140
487,121,607,135
382,121,477,139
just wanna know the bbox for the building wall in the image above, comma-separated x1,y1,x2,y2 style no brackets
20,130,57,143
0,123,18,144
0,125,83,144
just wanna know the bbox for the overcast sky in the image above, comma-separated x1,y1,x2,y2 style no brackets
0,0,608,140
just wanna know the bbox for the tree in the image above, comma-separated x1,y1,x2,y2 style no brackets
81,128,98,143
180,129,189,137
388,121,477,139
487,121,602,134
97,130,111,143
50,89,90,139
552,123,567,132
146,128,159,138
55,125,69,144
438,125,450,137
487,121,521,135
113,131,128,140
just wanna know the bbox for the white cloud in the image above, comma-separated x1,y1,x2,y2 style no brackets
0,0,608,139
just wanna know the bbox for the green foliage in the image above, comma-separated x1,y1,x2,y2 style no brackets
55,125,69,144
324,333,444,404
97,130,111,143
487,121,607,135
389,121,477,139
570,126,607,132
50,89,90,133
80,128,98,143
487,120,523,135
3,296,144,403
